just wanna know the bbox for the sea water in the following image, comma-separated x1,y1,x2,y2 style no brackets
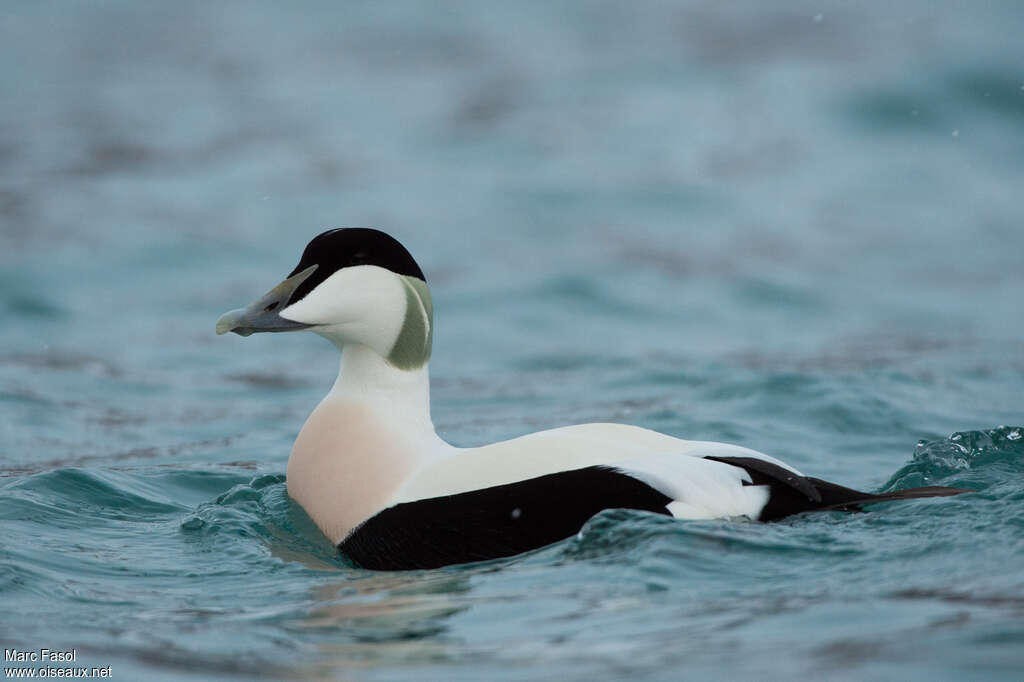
2,1,1023,680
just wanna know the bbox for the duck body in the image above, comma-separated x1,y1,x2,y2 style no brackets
218,228,969,571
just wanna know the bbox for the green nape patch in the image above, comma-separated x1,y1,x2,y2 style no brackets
387,276,433,370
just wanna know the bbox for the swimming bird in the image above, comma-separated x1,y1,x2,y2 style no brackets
216,228,969,570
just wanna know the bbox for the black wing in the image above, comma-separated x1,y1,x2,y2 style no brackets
340,466,672,570
705,455,971,521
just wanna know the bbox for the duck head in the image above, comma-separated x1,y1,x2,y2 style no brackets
216,228,433,370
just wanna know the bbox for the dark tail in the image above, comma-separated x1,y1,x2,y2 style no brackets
809,478,972,514
704,456,973,522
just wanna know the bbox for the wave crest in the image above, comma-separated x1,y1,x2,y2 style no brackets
885,425,1024,491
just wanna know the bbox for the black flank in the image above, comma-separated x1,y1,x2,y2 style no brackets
705,455,972,521
340,466,672,571
287,228,426,306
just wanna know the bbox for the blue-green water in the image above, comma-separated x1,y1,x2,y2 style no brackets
2,1,1024,680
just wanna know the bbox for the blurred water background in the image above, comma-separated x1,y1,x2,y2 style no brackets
2,1,1023,680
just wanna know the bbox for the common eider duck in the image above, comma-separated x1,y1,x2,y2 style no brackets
216,228,969,570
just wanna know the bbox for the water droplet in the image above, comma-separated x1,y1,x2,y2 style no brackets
510,507,522,520
813,13,824,23
180,515,205,531
951,433,962,441
1008,429,1021,441
951,129,959,137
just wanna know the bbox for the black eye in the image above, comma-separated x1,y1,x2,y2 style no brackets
264,301,279,313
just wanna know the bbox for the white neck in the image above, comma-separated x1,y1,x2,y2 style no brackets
285,343,449,544
328,344,433,427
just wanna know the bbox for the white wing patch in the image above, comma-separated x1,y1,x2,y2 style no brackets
393,422,790,521
611,454,770,520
